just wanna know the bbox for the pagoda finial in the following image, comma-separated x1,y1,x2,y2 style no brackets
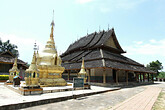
51,10,55,26
9,57,19,73
78,57,87,83
50,10,55,39
87,29,88,35
33,41,37,52
53,10,54,21
81,57,85,69
108,24,109,30
13,57,17,67
31,51,37,64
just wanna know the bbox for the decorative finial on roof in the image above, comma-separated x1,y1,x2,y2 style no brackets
99,25,101,32
108,24,109,30
87,29,88,35
112,27,114,31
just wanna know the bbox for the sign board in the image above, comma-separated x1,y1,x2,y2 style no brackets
73,78,84,88
49,73,60,76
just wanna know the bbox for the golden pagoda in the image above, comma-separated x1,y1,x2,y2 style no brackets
9,58,20,83
24,51,40,87
78,58,87,83
36,18,67,87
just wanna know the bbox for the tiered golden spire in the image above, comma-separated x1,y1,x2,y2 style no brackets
79,58,86,73
50,10,55,41
14,57,17,67
9,58,20,73
25,51,39,73
78,58,87,83
44,10,56,50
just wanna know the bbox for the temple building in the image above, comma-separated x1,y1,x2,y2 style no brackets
61,28,156,86
0,51,27,78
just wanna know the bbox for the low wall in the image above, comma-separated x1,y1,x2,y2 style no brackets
90,82,154,87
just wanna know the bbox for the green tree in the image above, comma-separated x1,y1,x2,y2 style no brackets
158,72,165,79
0,39,19,57
147,60,163,76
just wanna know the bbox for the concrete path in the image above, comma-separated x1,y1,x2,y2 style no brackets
0,82,164,110
110,86,162,110
0,83,120,110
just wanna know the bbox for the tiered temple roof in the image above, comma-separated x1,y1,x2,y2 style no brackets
0,51,27,66
61,29,155,73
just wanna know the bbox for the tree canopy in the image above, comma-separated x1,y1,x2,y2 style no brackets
0,39,19,57
147,60,163,75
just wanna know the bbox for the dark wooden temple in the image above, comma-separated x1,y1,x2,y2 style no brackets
61,28,156,85
0,51,28,79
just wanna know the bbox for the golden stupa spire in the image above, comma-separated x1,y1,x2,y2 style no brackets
13,57,17,67
9,57,20,73
25,51,39,73
79,58,86,73
78,57,87,83
44,10,56,50
31,51,36,64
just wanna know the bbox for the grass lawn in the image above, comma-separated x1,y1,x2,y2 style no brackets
152,89,165,110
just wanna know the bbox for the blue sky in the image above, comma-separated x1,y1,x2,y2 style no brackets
0,0,165,70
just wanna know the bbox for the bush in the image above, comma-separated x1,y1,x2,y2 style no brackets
0,75,9,80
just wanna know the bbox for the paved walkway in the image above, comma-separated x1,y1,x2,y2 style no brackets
110,86,162,110
0,83,120,109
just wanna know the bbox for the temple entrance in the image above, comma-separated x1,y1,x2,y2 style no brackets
113,69,116,82
33,72,36,78
128,73,135,82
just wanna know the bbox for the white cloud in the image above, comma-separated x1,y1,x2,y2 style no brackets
124,39,165,71
115,0,147,10
75,0,94,4
149,39,157,43
134,41,143,45
124,39,165,56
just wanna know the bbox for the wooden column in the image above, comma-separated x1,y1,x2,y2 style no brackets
116,70,119,85
152,73,154,82
103,69,106,84
88,69,91,83
147,73,150,82
143,73,145,82
140,73,142,82
126,71,128,85
68,70,70,81
136,73,139,82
